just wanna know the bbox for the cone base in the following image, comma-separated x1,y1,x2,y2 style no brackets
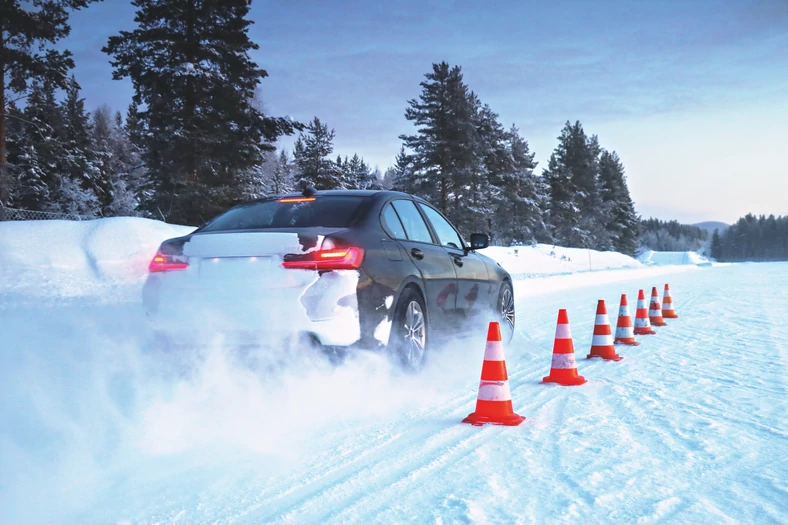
633,328,656,335
650,320,668,326
663,313,679,319
462,412,526,426
615,338,640,346
587,353,623,361
542,375,587,386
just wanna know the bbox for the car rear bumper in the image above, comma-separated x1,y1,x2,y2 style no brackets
142,268,364,347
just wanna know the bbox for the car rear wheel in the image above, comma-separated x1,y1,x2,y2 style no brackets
498,281,515,343
389,288,428,371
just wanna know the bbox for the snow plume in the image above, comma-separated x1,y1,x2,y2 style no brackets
0,216,486,522
0,298,486,524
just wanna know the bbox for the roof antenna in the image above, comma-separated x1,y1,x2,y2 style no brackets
302,184,317,197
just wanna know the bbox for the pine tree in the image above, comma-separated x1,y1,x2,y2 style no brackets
598,150,639,255
58,76,102,216
269,149,294,195
544,121,604,248
710,229,722,260
292,117,342,190
1,0,99,210
381,166,397,190
103,0,297,225
400,62,475,218
117,103,147,214
494,125,550,245
390,146,415,193
543,152,583,246
345,153,379,189
14,82,63,211
458,97,500,236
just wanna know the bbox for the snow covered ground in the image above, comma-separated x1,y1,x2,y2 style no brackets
1,219,786,524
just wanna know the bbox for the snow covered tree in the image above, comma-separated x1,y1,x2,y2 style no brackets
345,153,379,189
494,125,550,245
103,0,297,224
598,150,639,254
267,148,294,195
381,166,397,190
292,117,343,190
58,76,103,215
543,151,583,246
544,121,604,248
1,0,99,209
12,81,63,211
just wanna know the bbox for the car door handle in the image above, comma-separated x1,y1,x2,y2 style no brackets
411,248,424,260
453,255,464,267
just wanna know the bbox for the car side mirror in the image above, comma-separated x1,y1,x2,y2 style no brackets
469,233,489,251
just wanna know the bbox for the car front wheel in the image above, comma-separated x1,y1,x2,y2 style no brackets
498,281,515,343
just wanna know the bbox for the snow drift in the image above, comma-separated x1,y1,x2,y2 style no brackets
0,218,193,305
637,250,711,267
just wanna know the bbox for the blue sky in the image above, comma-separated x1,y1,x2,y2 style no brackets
62,0,788,224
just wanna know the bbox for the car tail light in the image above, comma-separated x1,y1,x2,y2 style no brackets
282,246,364,270
148,252,189,272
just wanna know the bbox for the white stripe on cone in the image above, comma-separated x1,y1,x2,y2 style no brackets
618,306,629,316
634,317,651,328
616,326,634,338
595,314,610,325
591,334,614,346
483,340,506,362
476,380,513,401
555,324,572,339
550,353,578,369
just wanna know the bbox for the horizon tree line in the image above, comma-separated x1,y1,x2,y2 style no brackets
5,0,770,261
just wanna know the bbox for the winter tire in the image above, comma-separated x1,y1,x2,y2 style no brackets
389,288,428,372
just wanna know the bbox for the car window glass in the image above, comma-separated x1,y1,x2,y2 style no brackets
391,200,433,243
420,204,464,249
199,196,367,232
381,203,407,239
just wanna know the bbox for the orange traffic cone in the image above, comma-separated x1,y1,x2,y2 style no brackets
463,322,525,426
649,286,668,326
542,309,587,386
587,300,623,361
614,294,640,346
662,284,678,319
634,289,656,335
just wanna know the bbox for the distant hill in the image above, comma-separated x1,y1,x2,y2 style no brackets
693,221,728,233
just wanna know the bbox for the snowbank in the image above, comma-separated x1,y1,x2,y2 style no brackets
0,218,193,304
638,250,711,266
480,243,643,278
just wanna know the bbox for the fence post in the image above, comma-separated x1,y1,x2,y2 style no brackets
0,202,5,221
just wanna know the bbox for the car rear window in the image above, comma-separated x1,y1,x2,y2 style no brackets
199,196,368,232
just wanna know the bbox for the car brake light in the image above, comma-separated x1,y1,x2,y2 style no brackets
282,246,364,270
277,197,316,203
149,252,189,272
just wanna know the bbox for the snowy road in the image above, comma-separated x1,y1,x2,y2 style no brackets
2,263,787,524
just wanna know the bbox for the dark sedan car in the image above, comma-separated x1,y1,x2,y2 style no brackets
142,189,515,369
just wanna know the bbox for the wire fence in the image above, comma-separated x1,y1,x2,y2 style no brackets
0,204,83,222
